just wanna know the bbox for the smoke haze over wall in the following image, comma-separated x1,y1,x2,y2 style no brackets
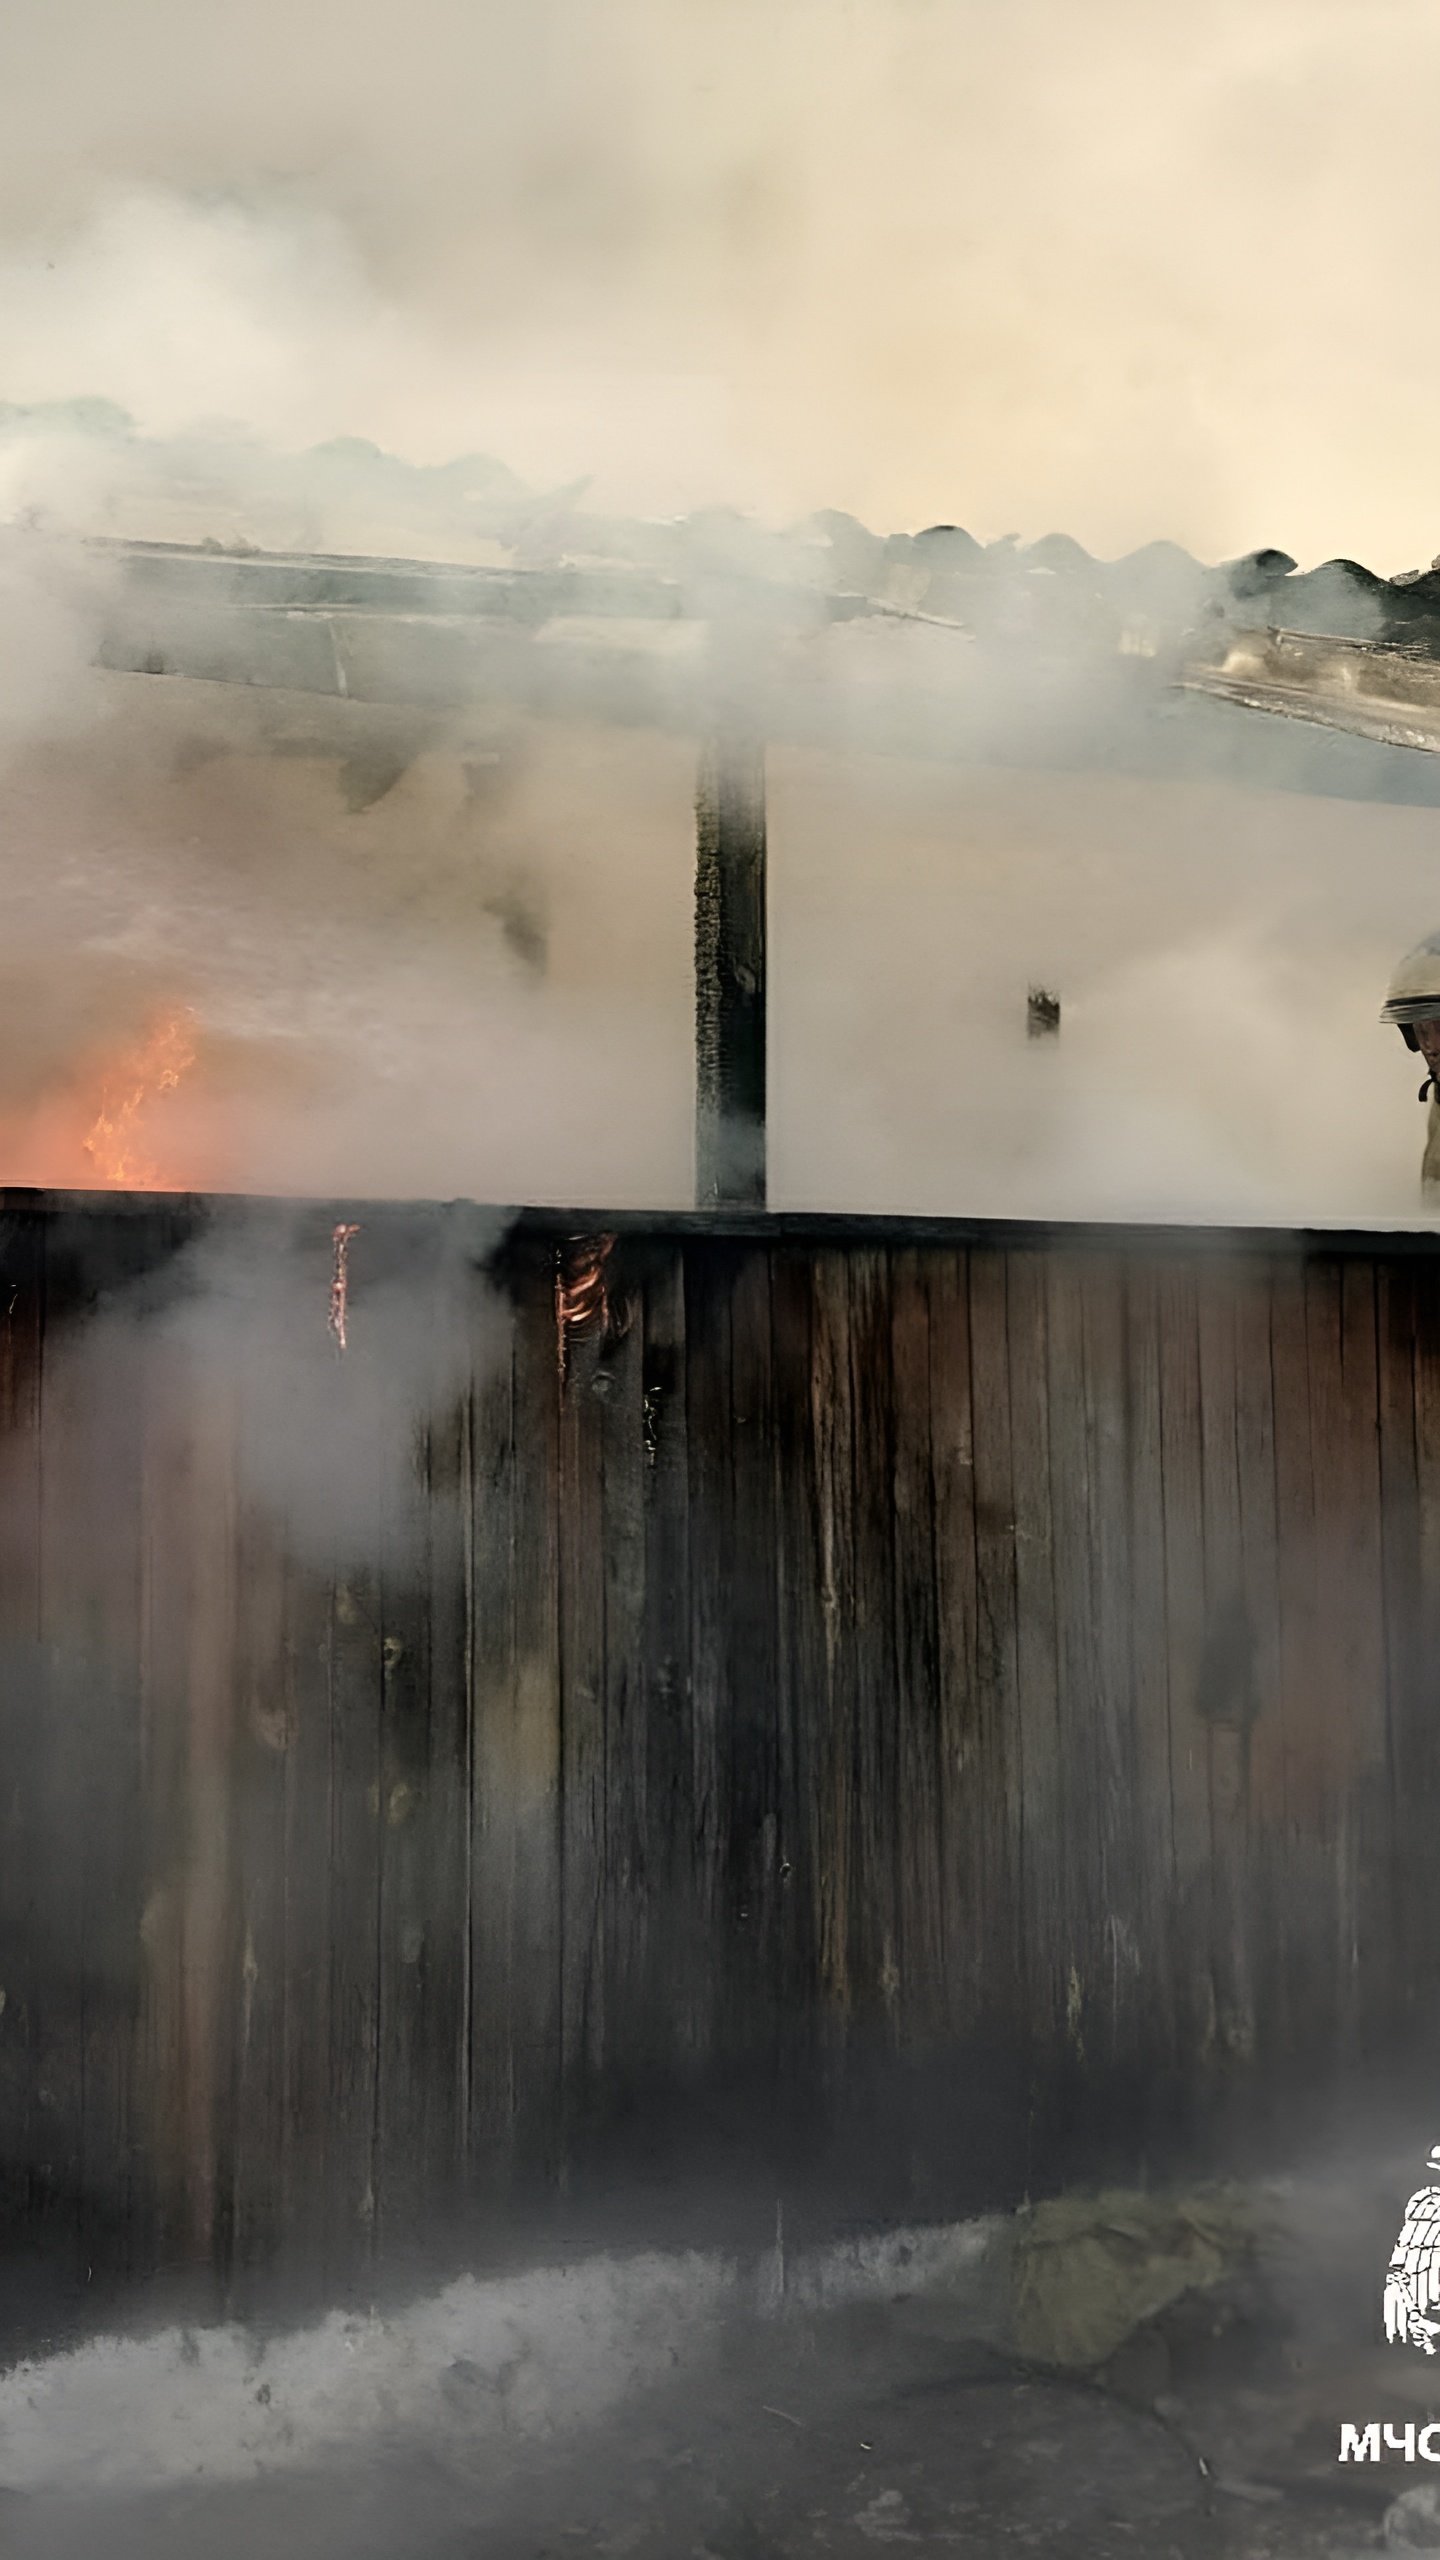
771,747,1440,1225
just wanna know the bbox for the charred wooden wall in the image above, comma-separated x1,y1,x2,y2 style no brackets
1,1196,1438,2298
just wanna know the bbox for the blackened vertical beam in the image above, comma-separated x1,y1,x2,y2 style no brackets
695,734,767,1207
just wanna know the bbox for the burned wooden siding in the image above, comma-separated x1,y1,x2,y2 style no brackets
0,1197,1438,2291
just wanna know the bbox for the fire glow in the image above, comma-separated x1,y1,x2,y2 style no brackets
82,1008,199,1190
555,1234,615,1382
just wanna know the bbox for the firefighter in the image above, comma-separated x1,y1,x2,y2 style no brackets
1382,932,1440,1194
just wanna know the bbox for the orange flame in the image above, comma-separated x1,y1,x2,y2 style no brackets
555,1234,615,1382
82,1008,199,1190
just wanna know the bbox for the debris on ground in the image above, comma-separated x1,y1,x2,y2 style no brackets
1011,2184,1270,2370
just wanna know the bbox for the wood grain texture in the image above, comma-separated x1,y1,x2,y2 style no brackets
0,1202,1430,2282
0,1212,44,2242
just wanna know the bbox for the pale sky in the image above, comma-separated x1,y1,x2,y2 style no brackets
1,0,1438,564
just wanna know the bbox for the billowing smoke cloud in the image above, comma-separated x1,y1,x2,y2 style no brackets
17,1204,508,1573
769,739,1440,1226
0,2,1438,1222
0,667,699,1206
1,517,1439,1223
0,0,1437,560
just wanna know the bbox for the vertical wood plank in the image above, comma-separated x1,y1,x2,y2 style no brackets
1120,1256,1180,2124
323,1492,384,2283
468,1297,519,2188
226,1488,290,2283
1154,1255,1215,2096
0,1210,43,2240
927,1249,978,2036
135,1301,187,2274
511,1259,564,2194
598,1250,650,2097
557,1250,609,2162
724,1245,781,2086
1195,1257,1256,2082
1041,1251,1104,2082
1406,1255,1440,1777
33,1256,147,2279
640,1244,700,2081
1299,1259,1386,2068
1001,1248,1061,2082
1077,1251,1141,2085
279,1540,335,2289
847,1247,899,2039
683,1242,732,2087
1378,1259,1426,2035
374,1380,437,2258
367,1234,476,2259
1334,1259,1389,2063
769,1245,820,2122
421,1306,473,2228
1230,1259,1286,2090
807,1250,857,2045
176,1357,240,2275
32,1290,91,2265
964,1249,1022,2049
889,1248,944,2049
1268,1254,1329,2068
126,1249,242,2286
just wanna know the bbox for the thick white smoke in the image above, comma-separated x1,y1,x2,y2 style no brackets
0,1,1438,1219
0,1,1437,559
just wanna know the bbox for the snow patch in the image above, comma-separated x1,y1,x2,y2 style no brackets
0,2219,999,2499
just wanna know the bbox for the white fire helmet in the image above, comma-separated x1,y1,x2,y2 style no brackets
1383,932,1440,1051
